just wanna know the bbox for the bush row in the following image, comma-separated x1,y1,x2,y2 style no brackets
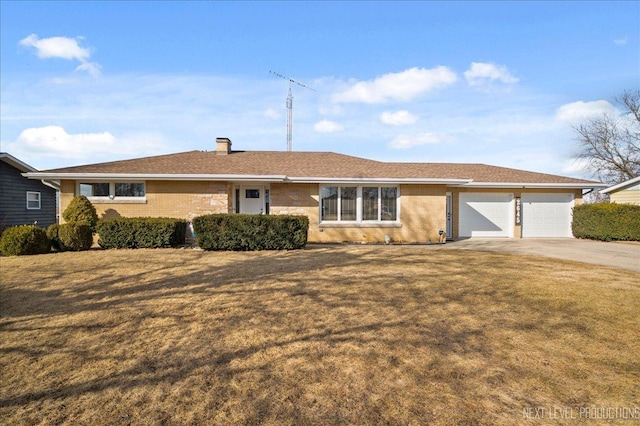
572,203,640,241
96,217,187,249
193,214,308,251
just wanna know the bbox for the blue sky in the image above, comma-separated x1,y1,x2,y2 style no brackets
1,1,638,178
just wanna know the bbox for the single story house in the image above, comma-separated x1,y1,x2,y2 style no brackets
25,138,604,242
1,152,58,231
600,176,640,205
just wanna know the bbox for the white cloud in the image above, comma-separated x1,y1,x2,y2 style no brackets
380,110,418,126
332,66,457,104
75,61,102,78
19,34,101,76
464,62,519,89
555,100,617,123
8,125,169,161
614,36,628,45
314,120,344,133
13,126,115,159
561,158,590,175
389,132,449,149
264,108,281,120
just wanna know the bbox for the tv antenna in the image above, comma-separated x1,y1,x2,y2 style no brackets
270,70,315,151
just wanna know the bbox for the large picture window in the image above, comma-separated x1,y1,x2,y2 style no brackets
320,185,399,222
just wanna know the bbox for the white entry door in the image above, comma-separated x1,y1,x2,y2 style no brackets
239,186,266,214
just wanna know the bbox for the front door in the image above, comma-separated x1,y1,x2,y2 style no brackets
239,186,266,214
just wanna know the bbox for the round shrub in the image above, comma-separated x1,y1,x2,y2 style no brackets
63,196,98,232
47,223,62,251
0,225,51,256
58,223,93,251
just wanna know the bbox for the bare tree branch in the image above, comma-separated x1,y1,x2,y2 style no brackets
573,89,640,184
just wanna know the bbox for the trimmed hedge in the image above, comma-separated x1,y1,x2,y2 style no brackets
192,214,309,251
0,225,51,256
97,217,187,249
572,203,640,241
47,223,93,251
46,224,62,251
62,223,93,251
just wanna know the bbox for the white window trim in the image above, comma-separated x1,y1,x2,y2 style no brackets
26,191,41,210
77,181,147,203
319,185,400,224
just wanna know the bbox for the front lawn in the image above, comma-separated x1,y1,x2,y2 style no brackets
1,246,639,425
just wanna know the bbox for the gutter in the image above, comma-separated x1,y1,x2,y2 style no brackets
24,172,288,182
23,172,605,189
449,182,607,189
600,176,640,194
285,177,473,185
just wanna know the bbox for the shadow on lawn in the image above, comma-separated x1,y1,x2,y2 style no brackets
1,246,637,424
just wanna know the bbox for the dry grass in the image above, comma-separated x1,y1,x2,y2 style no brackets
1,246,639,425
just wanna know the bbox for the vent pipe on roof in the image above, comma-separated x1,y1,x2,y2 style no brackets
216,137,232,155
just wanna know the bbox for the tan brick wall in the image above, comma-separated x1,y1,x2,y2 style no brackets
269,183,321,240
59,180,231,223
270,183,446,243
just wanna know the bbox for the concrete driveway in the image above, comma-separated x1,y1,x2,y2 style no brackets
439,238,640,272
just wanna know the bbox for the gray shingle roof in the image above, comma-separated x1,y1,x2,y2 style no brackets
36,149,599,185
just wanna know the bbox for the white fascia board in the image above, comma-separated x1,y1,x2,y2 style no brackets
600,176,640,194
1,153,37,173
286,177,472,185
23,173,288,182
451,182,607,189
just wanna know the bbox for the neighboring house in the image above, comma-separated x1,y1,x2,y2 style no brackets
600,176,640,205
1,152,58,230
25,138,605,242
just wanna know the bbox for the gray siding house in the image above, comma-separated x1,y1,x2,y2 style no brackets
1,153,58,231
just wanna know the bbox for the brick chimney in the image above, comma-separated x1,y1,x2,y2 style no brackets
216,137,232,155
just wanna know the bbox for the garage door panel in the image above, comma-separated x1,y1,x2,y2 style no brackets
522,194,573,238
459,193,513,238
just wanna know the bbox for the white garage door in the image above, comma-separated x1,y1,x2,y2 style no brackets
522,193,574,238
459,193,513,238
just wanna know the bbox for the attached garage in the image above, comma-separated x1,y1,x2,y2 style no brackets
459,193,513,238
522,193,574,238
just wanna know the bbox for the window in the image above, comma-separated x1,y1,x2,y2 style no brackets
320,185,399,222
341,187,357,221
245,189,260,199
80,183,109,197
115,183,145,197
320,186,338,221
26,192,41,210
79,182,146,199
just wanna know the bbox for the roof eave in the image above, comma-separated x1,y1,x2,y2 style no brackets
285,177,473,185
24,173,288,182
600,176,640,194
452,182,607,189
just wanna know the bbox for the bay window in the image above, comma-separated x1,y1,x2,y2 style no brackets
320,185,399,222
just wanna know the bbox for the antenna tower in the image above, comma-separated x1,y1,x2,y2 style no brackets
269,71,315,151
